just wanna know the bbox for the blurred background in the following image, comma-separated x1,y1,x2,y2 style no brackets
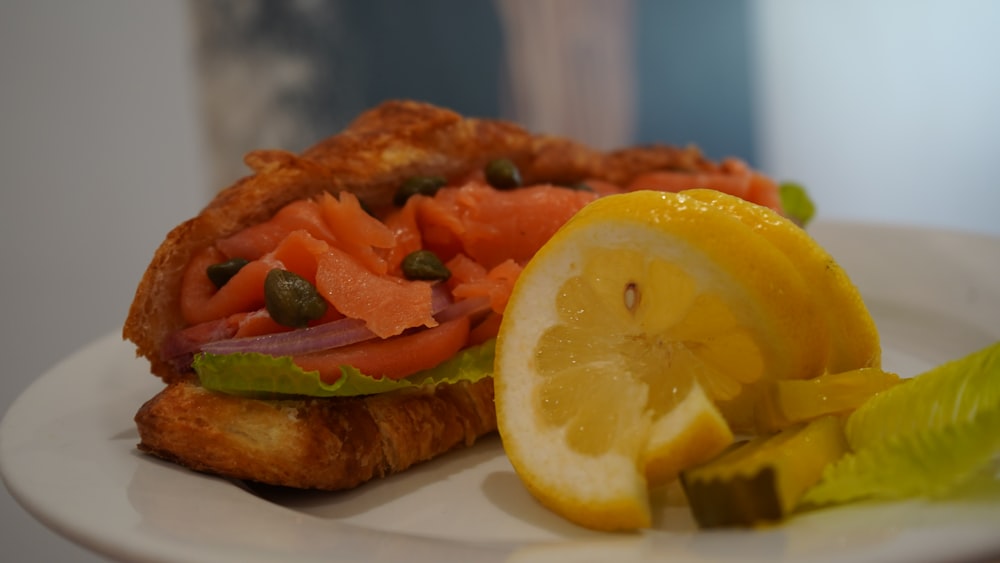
1,1,998,561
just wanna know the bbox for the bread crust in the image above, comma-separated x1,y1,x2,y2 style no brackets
124,100,729,491
135,378,496,490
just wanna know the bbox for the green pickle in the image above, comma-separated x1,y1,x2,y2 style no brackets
680,415,848,528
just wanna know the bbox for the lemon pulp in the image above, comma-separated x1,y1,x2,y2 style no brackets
534,246,764,459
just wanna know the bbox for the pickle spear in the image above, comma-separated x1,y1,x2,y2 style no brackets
680,415,848,528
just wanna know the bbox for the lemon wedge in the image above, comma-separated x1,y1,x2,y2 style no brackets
495,190,834,530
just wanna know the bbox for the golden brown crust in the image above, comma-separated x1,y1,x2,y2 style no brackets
135,378,497,490
125,99,734,491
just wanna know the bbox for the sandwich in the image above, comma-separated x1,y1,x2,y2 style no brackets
125,100,786,490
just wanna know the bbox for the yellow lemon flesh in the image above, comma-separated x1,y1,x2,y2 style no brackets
495,190,843,531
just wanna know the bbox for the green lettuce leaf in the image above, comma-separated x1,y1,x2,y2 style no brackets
194,339,495,398
802,408,1000,505
778,182,816,227
801,342,1000,506
846,341,1000,450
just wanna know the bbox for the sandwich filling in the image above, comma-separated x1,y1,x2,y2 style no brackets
161,158,786,397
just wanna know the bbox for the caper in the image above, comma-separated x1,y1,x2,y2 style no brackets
206,257,250,289
401,250,451,281
484,158,522,190
263,269,328,328
393,175,447,206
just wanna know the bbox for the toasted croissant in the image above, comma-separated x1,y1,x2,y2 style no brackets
125,100,730,490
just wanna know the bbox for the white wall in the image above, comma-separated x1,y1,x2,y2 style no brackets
0,2,206,561
752,0,1000,235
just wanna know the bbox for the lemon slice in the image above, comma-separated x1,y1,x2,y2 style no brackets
754,367,901,434
683,188,881,375
682,189,881,432
495,190,831,530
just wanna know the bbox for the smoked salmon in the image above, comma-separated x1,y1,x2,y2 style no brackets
170,169,782,383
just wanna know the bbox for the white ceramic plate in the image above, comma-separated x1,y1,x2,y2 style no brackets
2,221,999,563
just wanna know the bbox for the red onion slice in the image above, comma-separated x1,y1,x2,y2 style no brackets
162,317,236,360
430,281,452,312
195,283,477,358
200,316,375,356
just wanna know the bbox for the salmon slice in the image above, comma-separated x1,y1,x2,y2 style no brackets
267,229,331,283
318,191,395,275
415,194,466,264
180,246,272,325
418,182,598,269
380,197,424,276
624,161,783,213
315,246,437,339
182,230,336,328
442,254,522,345
448,255,523,314
216,199,337,260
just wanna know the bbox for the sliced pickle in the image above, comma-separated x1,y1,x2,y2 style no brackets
680,415,848,528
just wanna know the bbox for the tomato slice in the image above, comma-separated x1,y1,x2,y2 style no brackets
294,316,471,383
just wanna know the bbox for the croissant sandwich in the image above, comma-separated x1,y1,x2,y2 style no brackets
124,100,787,491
